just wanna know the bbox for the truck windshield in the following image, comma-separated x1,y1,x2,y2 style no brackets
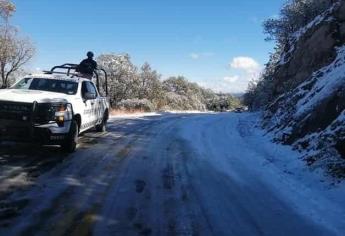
12,78,78,95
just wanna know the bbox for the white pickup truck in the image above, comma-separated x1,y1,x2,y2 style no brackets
0,64,109,152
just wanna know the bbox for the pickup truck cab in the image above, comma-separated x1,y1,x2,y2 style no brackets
0,70,109,152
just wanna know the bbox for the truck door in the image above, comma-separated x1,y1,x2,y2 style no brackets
86,81,101,124
81,81,97,131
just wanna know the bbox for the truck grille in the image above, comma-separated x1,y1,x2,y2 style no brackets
35,103,55,123
0,101,33,121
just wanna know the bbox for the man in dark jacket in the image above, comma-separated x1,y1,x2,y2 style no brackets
77,51,97,79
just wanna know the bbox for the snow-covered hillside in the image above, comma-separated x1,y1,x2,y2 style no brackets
262,1,345,176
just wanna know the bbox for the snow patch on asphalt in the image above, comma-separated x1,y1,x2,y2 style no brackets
110,112,161,119
110,111,214,120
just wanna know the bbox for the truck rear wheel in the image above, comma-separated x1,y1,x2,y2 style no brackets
96,112,108,132
61,120,79,153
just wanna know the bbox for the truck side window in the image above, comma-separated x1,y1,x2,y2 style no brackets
81,81,88,99
81,81,97,99
86,82,97,97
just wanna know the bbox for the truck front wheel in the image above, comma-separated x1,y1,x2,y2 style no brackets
61,120,79,153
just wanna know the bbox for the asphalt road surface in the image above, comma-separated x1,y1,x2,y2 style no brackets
0,113,343,236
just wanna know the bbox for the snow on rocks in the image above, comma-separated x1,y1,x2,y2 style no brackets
264,45,345,176
295,46,345,119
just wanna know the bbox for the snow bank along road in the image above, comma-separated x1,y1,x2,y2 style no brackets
0,113,344,236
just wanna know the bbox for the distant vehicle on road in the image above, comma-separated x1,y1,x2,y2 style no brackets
0,64,109,152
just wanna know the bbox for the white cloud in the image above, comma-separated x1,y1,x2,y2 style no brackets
198,79,247,94
185,56,261,94
230,56,261,73
189,52,214,60
223,76,239,83
197,57,262,93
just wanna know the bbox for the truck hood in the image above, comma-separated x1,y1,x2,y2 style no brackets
0,89,70,103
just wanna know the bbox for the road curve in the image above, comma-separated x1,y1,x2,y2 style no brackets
0,113,343,236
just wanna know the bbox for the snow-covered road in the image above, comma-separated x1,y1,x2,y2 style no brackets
0,113,344,236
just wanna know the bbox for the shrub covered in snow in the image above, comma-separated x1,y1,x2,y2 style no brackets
117,99,155,112
263,0,334,45
95,59,242,112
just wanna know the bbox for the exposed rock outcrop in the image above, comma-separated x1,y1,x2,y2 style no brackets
263,1,345,176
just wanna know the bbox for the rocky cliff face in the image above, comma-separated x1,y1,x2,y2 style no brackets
263,1,345,177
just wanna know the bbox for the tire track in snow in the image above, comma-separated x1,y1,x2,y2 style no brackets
93,115,214,236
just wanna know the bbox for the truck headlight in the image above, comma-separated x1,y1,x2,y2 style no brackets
54,104,72,127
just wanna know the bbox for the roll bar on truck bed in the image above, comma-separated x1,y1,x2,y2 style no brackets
43,63,108,97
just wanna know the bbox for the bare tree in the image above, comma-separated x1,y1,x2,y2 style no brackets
0,0,15,22
0,0,35,87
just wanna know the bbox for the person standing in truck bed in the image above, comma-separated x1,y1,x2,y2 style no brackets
77,51,97,79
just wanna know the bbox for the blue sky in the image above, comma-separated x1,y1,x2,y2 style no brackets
12,0,284,93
